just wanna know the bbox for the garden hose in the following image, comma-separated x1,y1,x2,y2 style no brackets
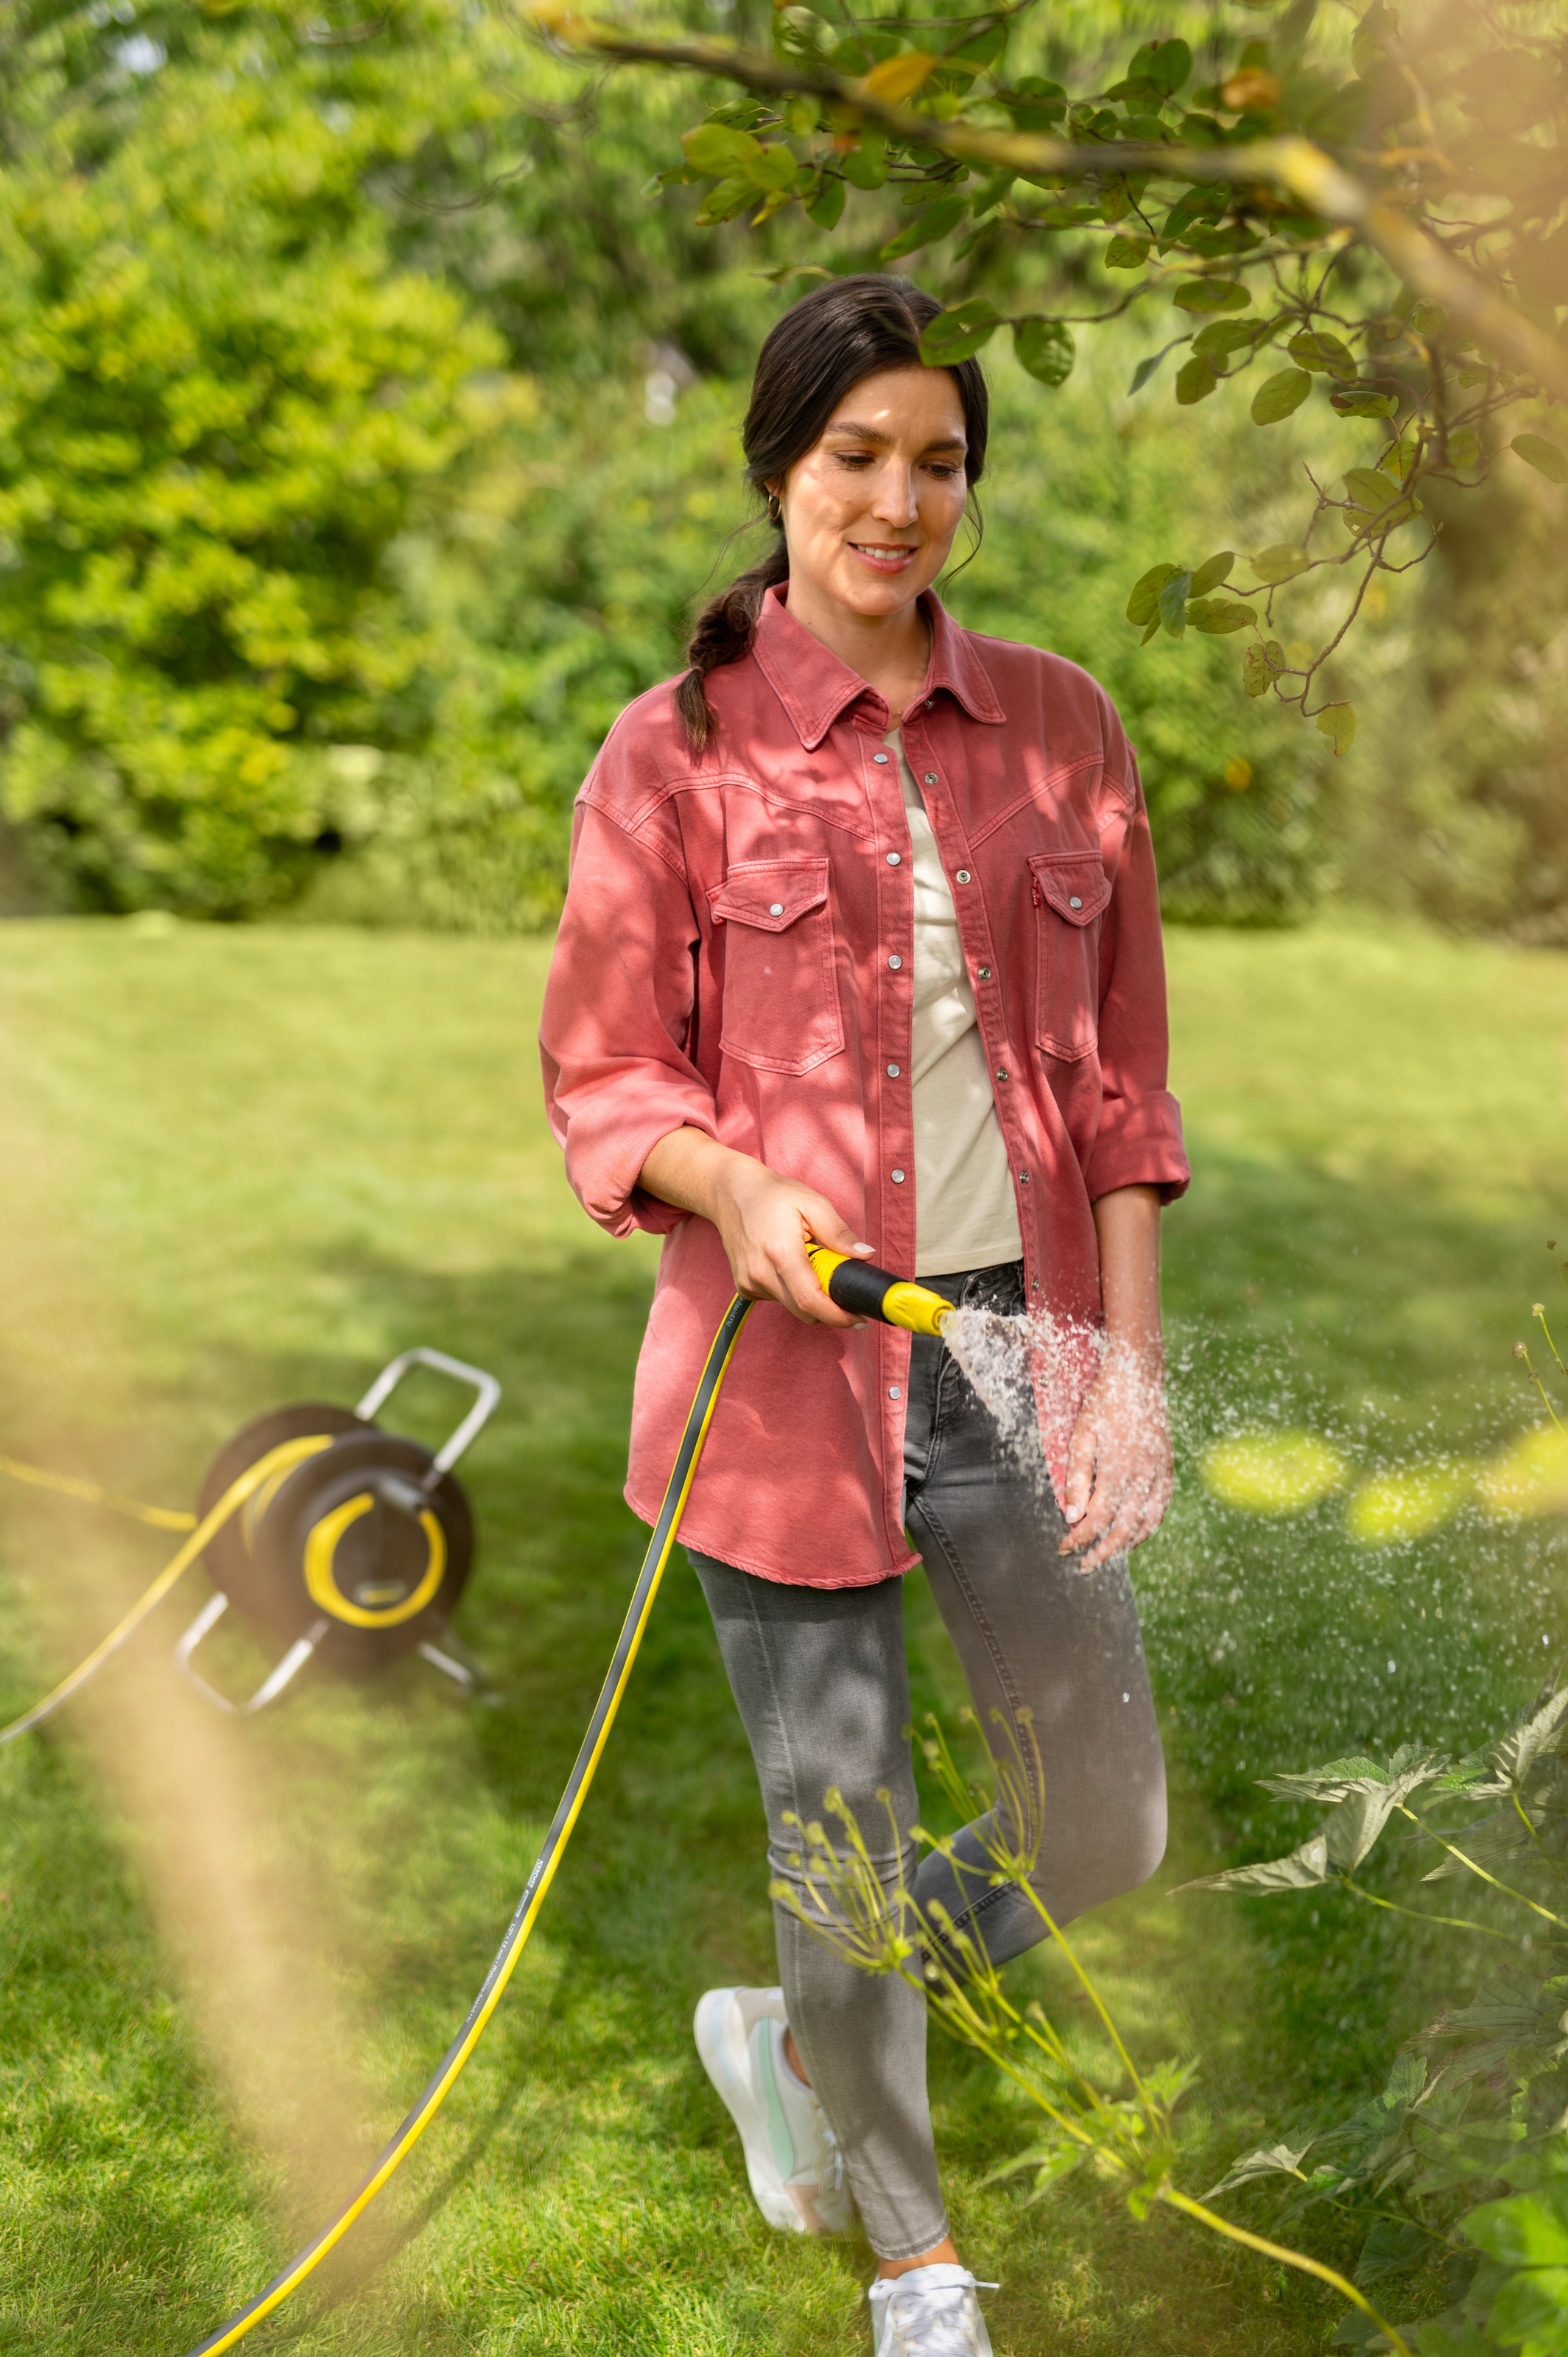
0,1247,954,2350
0,1439,354,1746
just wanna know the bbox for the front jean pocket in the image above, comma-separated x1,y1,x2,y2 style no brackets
709,855,844,1075
1029,851,1111,1061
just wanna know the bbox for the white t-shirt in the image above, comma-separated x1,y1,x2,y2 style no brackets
887,728,1023,1278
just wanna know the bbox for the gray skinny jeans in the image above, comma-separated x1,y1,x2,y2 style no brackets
689,1260,1166,2260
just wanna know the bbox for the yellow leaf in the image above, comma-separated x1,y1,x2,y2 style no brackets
1201,1430,1349,1515
1347,1462,1477,1546
1477,1425,1568,1520
861,51,938,105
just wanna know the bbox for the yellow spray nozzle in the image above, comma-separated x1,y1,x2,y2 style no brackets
806,1245,952,1339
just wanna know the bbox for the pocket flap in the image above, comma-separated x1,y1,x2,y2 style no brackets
1029,852,1111,927
710,857,831,932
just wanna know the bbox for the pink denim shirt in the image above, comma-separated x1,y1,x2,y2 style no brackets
540,585,1189,1588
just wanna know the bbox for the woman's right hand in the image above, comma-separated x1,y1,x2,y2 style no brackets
639,1129,872,1328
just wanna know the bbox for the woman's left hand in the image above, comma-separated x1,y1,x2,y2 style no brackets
1058,1344,1173,1573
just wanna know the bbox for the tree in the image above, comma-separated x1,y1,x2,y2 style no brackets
0,3,510,913
538,0,1568,760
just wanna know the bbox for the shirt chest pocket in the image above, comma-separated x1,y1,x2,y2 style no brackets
709,856,845,1076
1029,851,1112,1061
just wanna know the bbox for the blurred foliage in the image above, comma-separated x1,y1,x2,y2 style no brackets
0,0,1560,930
579,0,1568,769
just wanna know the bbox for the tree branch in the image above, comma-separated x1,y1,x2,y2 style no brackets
533,15,1568,404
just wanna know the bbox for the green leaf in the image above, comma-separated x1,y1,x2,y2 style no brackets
695,176,759,227
1242,644,1276,696
1486,2270,1568,2350
1344,465,1402,513
1175,353,1219,405
880,195,968,258
682,124,762,178
1190,550,1235,594
805,176,845,230
1127,37,1192,92
1315,702,1356,756
1513,435,1568,485
919,300,1001,364
1331,384,1399,418
1175,278,1250,312
1410,298,1449,340
1014,318,1075,387
1192,319,1261,356
1465,2183,1568,2270
746,143,799,194
1355,2218,1431,2288
1126,561,1179,625
840,130,888,191
1252,368,1312,424
1159,569,1194,636
1188,598,1256,633
1105,234,1152,270
1445,426,1481,470
1175,1832,1330,1894
1250,544,1311,584
1203,2135,1316,2201
1287,329,1356,381
1491,1684,1568,1783
1128,348,1171,395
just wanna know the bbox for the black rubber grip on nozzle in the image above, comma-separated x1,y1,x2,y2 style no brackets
823,1258,901,1322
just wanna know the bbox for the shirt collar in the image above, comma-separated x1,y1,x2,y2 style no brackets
750,582,1006,751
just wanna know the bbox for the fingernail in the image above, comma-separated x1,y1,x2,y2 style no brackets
1065,1505,1084,1523
853,1242,873,1256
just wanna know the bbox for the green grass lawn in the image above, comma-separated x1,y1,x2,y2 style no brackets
1,913,1566,2356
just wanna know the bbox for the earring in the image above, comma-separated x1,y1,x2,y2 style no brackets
766,491,782,525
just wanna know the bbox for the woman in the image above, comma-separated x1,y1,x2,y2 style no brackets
541,273,1188,2357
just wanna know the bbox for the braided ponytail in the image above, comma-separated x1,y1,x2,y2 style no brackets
676,538,790,753
676,273,989,752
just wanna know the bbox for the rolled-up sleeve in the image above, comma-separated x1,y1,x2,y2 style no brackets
1084,763,1190,1206
540,800,719,1239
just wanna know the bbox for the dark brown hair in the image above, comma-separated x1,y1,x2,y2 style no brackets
676,274,989,751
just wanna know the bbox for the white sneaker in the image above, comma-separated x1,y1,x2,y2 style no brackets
693,1984,853,2235
868,2264,996,2357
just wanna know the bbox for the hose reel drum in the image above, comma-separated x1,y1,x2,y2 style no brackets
175,1348,499,1713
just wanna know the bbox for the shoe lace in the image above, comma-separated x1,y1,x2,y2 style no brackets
882,2279,992,2357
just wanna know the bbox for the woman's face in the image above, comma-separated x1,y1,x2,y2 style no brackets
772,365,970,625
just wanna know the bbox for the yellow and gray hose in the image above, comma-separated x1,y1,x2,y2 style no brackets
0,1251,954,2351
179,1253,952,2352
178,1289,756,2356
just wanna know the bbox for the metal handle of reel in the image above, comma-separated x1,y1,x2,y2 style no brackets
354,1346,501,1482
174,1592,331,1714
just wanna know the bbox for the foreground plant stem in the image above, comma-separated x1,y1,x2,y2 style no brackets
1162,2188,1416,2356
1396,1805,1568,1930
1343,1877,1514,1941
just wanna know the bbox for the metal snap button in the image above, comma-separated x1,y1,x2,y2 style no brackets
886,1063,901,1078
873,752,890,764
888,955,902,969
955,869,971,884
977,965,991,980
887,852,901,865
889,1385,901,1400
891,1169,906,1183
924,773,938,785
995,1069,1009,1082
1069,894,1083,909
1019,1170,1030,1184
